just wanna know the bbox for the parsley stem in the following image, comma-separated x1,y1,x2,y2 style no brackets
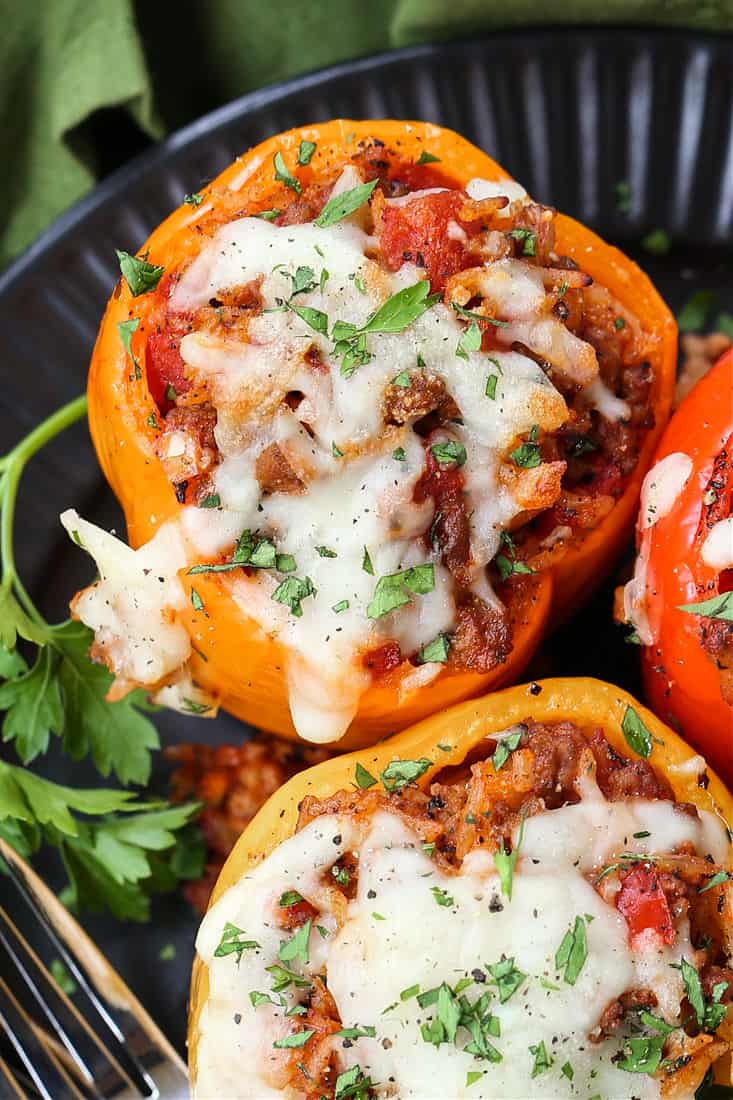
0,395,88,621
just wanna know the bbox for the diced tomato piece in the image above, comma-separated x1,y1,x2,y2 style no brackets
379,191,479,291
146,330,190,411
616,865,676,946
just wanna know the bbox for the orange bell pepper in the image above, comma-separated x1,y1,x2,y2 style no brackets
188,676,733,1091
87,121,676,748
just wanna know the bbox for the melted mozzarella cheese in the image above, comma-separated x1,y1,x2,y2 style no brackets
166,209,570,741
60,510,191,686
701,516,733,572
640,452,693,530
194,796,730,1100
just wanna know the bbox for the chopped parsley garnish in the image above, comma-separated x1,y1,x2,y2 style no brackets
561,1061,574,1081
699,870,732,893
249,990,276,1008
616,1013,671,1075
315,545,337,558
392,370,411,387
117,318,141,378
509,228,537,256
190,588,205,612
332,441,344,458
614,316,626,330
181,698,212,715
254,208,281,221
495,530,534,581
677,289,715,333
393,446,406,461
335,1025,376,1039
401,983,420,1000
456,320,482,360
555,916,588,985
214,923,260,962
510,425,541,469
198,493,221,509
334,1065,374,1099
529,1039,553,1076
183,192,204,206
332,599,350,613
451,301,508,327
355,762,378,789
273,1029,314,1049
289,303,329,334
367,563,435,619
315,180,378,228
147,412,159,429
621,704,653,758
297,139,317,165
165,383,177,401
380,757,431,792
431,440,467,467
641,228,671,255
333,280,439,376
491,727,524,771
279,890,304,907
681,957,728,1032
332,865,350,886
493,811,527,900
678,591,733,622
361,546,375,575
116,250,165,296
417,634,450,664
273,151,301,194
416,150,441,165
431,885,454,907
466,1071,484,1087
485,373,498,400
189,529,295,575
418,980,502,1063
271,575,316,618
487,957,526,1002
266,963,311,993
278,919,311,965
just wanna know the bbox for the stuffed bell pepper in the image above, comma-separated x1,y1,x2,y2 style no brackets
619,349,732,783
189,677,733,1099
63,121,676,746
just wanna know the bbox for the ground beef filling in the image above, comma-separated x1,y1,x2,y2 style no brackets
140,141,656,681
233,719,731,1097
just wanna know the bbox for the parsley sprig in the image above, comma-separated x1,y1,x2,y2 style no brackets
0,397,202,920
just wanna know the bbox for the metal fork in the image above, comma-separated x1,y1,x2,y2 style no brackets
0,839,189,1100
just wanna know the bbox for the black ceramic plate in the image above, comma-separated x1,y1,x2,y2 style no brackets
1,27,732,1057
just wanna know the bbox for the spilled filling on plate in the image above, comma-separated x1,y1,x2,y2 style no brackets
194,717,732,1099
65,138,656,741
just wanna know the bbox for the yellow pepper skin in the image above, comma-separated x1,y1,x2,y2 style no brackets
88,121,676,747
188,677,732,1088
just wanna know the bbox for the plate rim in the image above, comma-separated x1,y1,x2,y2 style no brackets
2,24,732,298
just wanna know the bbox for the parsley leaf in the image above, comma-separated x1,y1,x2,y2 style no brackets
273,151,301,194
183,192,204,207
529,1039,553,1077
297,140,317,165
214,922,261,962
493,811,527,900
417,634,450,664
279,919,312,965
509,228,536,256
555,916,588,985
334,1065,374,1099
456,320,482,360
315,179,378,227
431,885,454,907
271,576,316,618
678,592,733,622
380,757,431,792
488,956,526,1002
491,727,525,771
431,441,467,467
641,229,671,255
117,318,141,379
273,1029,315,1049
416,150,441,165
116,250,164,296
677,290,715,333
367,564,435,619
621,704,653,758
355,762,378,789
510,426,541,469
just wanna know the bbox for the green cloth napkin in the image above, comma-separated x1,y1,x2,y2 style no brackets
2,0,731,267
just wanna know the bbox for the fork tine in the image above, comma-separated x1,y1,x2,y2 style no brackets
0,840,189,1099
0,908,103,1096
0,974,86,1100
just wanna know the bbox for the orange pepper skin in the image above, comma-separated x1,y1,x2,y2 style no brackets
87,121,676,747
639,350,733,782
188,676,733,1086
